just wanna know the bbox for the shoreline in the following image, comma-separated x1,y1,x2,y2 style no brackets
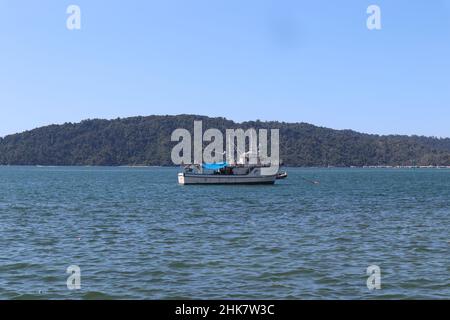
0,164,449,169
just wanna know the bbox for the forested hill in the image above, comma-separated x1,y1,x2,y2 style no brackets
0,115,449,166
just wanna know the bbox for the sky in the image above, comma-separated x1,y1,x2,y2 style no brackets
1,0,450,137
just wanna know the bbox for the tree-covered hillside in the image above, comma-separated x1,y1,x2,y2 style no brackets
0,115,449,166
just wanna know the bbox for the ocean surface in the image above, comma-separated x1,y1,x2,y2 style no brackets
0,166,448,299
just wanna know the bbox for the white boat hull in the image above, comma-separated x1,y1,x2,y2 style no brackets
178,173,277,185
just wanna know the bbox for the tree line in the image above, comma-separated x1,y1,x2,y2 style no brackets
0,115,449,166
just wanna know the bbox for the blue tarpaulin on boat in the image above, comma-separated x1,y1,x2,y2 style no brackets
202,162,228,170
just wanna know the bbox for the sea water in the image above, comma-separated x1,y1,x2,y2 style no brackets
0,166,448,299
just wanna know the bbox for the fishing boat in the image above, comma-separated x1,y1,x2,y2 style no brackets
179,149,289,185
178,162,283,185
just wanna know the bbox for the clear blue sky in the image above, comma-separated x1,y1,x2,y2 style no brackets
1,0,449,137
